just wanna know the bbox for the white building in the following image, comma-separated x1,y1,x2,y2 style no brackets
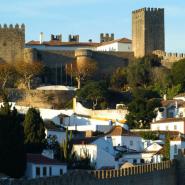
45,121,66,144
96,38,132,52
25,154,67,179
72,137,116,169
118,142,163,164
105,126,144,151
26,40,98,51
151,118,185,134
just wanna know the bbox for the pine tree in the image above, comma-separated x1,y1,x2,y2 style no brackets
0,95,26,178
24,108,46,153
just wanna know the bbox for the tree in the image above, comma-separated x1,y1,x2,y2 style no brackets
127,58,152,88
170,59,185,90
15,61,43,90
24,108,45,152
76,81,109,109
0,95,26,178
68,58,97,89
110,67,127,90
46,135,61,160
163,132,170,160
0,63,16,89
126,88,161,129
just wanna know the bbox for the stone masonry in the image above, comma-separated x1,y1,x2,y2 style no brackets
0,24,25,63
132,8,165,58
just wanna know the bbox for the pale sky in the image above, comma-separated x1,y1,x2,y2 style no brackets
0,0,184,52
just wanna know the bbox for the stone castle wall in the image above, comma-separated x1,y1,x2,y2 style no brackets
153,50,185,68
132,8,165,57
0,160,177,185
0,24,25,63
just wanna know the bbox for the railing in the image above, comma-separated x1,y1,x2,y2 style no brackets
88,160,174,179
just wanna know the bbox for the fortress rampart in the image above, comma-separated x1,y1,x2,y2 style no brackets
0,160,177,185
153,50,185,68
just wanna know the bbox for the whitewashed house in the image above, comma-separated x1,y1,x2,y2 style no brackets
45,121,66,144
151,118,185,134
105,126,144,151
96,38,132,52
25,154,67,179
72,137,116,169
118,142,163,164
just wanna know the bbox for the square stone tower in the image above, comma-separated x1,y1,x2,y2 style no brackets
132,8,165,58
0,24,25,63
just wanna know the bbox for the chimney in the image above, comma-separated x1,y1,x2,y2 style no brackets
40,32,44,44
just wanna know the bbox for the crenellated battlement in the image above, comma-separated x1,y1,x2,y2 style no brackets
153,50,185,60
89,160,174,179
0,23,25,31
132,7,164,14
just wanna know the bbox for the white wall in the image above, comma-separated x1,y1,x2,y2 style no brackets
25,163,67,179
72,137,116,169
96,43,118,51
111,135,144,151
118,43,132,52
2,102,73,125
151,121,185,134
45,130,66,144
96,42,132,52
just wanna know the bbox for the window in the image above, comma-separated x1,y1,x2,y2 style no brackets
60,169,63,175
174,125,177,130
43,167,47,176
49,167,52,176
130,140,133,146
174,145,178,154
36,167,40,177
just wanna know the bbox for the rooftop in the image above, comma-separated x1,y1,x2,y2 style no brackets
105,126,139,137
27,153,66,165
152,117,185,124
26,40,99,47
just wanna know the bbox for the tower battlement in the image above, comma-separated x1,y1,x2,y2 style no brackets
0,23,25,63
132,7,164,14
0,24,25,31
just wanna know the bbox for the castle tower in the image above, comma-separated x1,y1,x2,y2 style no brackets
0,24,25,63
132,8,165,57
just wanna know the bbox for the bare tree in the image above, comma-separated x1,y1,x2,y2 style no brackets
0,63,15,89
67,58,97,89
15,61,44,90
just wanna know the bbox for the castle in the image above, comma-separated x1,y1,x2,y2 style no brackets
0,8,184,84
0,24,25,63
132,8,165,57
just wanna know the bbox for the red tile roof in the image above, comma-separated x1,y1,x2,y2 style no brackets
152,117,185,124
99,38,132,46
27,154,65,165
26,40,99,47
105,126,139,137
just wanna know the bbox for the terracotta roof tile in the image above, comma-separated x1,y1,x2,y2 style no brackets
26,40,99,47
152,117,185,124
105,126,139,137
99,38,132,46
27,153,65,165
